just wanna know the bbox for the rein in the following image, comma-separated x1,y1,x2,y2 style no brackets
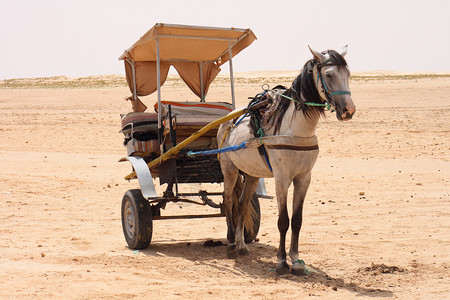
266,88,331,110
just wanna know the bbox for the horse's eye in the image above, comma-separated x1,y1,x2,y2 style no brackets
326,73,332,78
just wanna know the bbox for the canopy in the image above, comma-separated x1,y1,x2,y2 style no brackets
119,23,256,100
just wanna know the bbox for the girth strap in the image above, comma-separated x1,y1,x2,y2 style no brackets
266,144,319,151
246,135,318,150
257,145,273,173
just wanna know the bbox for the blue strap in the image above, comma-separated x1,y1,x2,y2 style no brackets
234,113,249,126
187,141,247,157
259,145,273,173
330,90,351,96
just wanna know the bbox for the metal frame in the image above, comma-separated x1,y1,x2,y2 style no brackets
228,40,236,109
199,62,204,101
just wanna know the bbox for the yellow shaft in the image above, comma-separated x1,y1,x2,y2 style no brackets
124,108,246,180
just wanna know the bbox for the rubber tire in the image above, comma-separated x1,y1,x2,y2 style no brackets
121,189,153,249
244,194,261,243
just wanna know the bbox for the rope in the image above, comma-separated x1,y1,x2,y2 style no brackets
268,88,331,110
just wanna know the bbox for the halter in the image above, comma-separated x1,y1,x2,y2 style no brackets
315,59,351,106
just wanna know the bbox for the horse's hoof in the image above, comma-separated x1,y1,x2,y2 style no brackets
276,262,290,275
227,244,237,258
292,266,308,276
292,260,309,276
237,247,250,256
227,251,237,259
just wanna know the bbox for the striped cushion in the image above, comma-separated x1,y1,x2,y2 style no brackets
121,112,158,134
155,101,233,117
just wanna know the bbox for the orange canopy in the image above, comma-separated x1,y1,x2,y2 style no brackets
119,23,256,99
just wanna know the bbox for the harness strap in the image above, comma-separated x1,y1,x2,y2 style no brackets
188,136,319,157
258,145,273,173
316,65,352,99
266,144,319,151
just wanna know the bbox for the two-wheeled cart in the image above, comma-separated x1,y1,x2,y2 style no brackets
118,24,269,249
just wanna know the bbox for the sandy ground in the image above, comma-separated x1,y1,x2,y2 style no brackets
0,73,449,299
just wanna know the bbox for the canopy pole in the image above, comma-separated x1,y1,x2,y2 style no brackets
199,62,205,101
125,57,138,101
156,37,164,154
228,41,236,109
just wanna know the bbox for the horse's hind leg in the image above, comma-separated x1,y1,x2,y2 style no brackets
220,159,240,257
289,172,311,275
235,174,260,256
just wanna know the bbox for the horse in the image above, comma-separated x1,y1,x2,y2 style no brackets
217,45,355,275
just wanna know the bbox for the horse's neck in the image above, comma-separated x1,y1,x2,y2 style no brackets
271,101,319,137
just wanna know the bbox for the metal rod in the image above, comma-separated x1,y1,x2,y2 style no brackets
199,62,204,101
178,192,223,197
125,58,138,100
156,37,164,154
157,34,238,42
153,213,225,220
228,41,236,109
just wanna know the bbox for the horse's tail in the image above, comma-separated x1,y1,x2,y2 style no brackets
232,175,257,237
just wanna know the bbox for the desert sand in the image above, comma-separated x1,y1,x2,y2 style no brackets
0,72,449,299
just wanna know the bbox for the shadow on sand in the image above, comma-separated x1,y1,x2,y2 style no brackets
136,239,394,298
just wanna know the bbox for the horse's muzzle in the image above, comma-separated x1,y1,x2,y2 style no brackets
341,97,356,121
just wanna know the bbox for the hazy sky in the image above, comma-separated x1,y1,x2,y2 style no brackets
0,0,449,79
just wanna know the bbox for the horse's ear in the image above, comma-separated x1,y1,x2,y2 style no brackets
340,45,348,57
308,45,325,62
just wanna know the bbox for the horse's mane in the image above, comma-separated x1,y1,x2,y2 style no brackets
266,49,348,134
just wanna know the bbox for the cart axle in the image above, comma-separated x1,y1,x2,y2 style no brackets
153,213,225,220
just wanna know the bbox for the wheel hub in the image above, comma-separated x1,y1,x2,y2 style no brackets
124,202,135,238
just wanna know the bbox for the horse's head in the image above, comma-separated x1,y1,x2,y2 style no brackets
309,46,356,121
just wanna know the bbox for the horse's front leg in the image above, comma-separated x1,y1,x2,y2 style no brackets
235,174,259,255
274,178,291,275
289,172,311,275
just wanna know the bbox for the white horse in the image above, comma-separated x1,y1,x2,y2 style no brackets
218,46,355,275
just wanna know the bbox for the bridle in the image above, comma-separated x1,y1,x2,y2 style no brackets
315,59,352,107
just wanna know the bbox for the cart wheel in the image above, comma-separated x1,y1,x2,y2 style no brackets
121,189,153,249
244,194,261,243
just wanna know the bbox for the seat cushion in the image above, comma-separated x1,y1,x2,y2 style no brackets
155,101,233,117
121,112,158,134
